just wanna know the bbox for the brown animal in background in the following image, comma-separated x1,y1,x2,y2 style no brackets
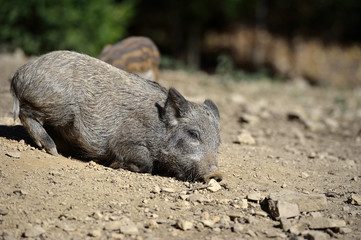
98,36,160,82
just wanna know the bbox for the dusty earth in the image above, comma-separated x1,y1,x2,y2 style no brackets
0,52,360,240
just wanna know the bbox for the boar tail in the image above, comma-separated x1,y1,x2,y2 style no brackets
12,97,20,122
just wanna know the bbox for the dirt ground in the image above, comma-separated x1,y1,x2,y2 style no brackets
0,52,360,240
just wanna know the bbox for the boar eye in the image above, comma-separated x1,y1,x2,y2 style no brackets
188,130,200,141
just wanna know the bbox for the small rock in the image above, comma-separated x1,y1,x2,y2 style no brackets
104,221,121,231
188,194,208,203
268,190,327,212
303,230,329,240
145,220,158,229
119,218,139,235
234,132,256,145
201,219,214,228
348,194,361,205
247,192,263,202
91,211,103,220
120,225,139,235
161,187,176,193
88,229,102,237
24,225,45,238
151,185,161,194
268,200,300,219
323,118,338,131
6,151,21,158
110,232,124,239
307,217,346,229
207,179,222,192
301,172,310,178
13,189,27,196
241,199,248,209
232,223,244,233
239,113,259,125
339,227,352,234
177,219,193,231
227,212,242,221
254,210,268,217
0,209,8,216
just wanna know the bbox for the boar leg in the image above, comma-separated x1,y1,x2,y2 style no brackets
19,115,58,156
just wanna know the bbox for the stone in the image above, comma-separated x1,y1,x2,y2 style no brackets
235,132,256,145
348,194,361,205
268,190,327,212
187,194,208,203
227,212,242,221
104,221,122,231
119,218,139,235
339,227,352,234
303,230,329,240
177,219,193,231
201,219,214,228
91,211,103,220
247,192,263,202
268,200,300,219
307,217,346,229
151,185,161,194
239,113,259,125
301,172,310,178
24,225,45,238
5,151,21,158
241,199,248,209
0,209,8,216
88,229,102,237
161,187,176,193
145,220,158,229
207,179,222,192
232,223,244,233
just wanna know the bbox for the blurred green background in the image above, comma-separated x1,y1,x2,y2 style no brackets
1,0,361,85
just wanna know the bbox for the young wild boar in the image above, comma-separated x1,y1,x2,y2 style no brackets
98,36,160,82
11,51,221,182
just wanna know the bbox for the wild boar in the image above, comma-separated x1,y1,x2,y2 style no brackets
11,50,221,182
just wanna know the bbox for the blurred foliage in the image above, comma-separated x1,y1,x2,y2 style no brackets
0,0,136,56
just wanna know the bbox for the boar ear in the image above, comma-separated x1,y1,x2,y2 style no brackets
204,99,220,119
163,88,189,126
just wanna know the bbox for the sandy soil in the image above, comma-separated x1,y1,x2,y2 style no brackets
0,53,360,240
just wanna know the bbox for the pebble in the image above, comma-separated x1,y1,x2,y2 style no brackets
177,219,193,230
241,199,248,209
88,229,102,237
23,225,45,238
207,179,222,192
268,199,300,219
247,192,263,202
145,220,158,229
303,230,329,240
151,185,161,194
110,233,125,239
268,190,327,212
235,132,256,145
301,172,310,178
91,211,103,220
348,194,361,205
307,217,346,229
232,223,244,233
201,219,215,228
339,227,352,234
5,151,21,158
0,209,8,216
104,221,121,231
161,187,176,193
118,218,139,235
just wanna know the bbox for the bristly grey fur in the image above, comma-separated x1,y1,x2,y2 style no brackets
10,50,221,182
